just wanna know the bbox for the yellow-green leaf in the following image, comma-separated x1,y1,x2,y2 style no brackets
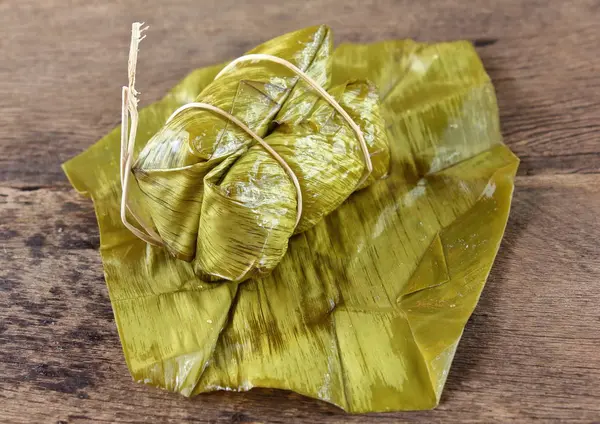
62,36,518,412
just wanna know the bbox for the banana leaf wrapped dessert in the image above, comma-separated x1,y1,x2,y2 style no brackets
131,25,333,262
127,24,391,283
62,24,518,412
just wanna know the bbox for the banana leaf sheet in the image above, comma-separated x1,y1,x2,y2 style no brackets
63,36,518,412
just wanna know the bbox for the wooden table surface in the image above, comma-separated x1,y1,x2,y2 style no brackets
1,1,599,422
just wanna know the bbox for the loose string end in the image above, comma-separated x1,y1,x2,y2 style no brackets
120,23,164,247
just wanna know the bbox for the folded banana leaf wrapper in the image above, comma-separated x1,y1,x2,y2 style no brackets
63,25,518,412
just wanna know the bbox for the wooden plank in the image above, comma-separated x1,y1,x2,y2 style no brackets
2,0,600,421
2,174,599,422
1,0,599,186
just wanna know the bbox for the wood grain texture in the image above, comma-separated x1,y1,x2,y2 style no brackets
1,0,599,422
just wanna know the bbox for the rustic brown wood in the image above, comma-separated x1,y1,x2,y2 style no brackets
1,0,599,422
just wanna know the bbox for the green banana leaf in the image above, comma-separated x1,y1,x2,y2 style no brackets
63,36,518,412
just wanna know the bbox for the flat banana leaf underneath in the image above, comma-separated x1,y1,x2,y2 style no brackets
63,39,518,412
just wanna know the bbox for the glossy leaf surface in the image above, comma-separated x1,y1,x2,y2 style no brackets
194,80,390,282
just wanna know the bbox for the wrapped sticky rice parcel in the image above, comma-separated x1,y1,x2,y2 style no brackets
130,25,333,261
